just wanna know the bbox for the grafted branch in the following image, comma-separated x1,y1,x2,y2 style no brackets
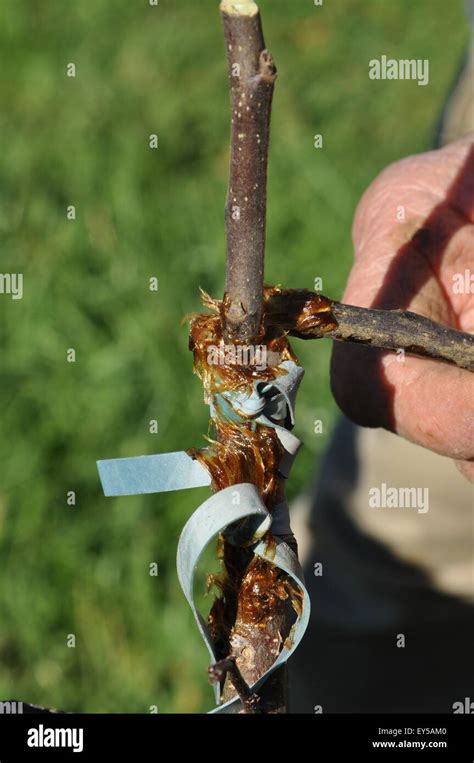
264,288,474,371
221,0,277,341
212,1,295,715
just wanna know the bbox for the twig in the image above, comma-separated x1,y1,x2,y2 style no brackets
208,656,261,714
212,3,295,714
328,302,474,370
264,288,474,371
220,0,277,341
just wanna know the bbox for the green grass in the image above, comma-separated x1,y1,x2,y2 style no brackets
0,0,468,712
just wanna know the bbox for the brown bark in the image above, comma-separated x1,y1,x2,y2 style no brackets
212,1,295,714
221,0,276,341
189,295,299,713
264,287,474,372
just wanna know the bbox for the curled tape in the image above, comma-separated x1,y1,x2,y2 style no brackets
97,360,310,712
177,482,309,714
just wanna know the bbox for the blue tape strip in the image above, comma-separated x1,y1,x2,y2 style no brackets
175,482,310,714
96,360,310,713
97,452,211,496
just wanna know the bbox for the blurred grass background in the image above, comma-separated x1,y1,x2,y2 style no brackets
0,0,468,712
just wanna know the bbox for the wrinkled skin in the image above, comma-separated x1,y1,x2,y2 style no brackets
331,135,474,480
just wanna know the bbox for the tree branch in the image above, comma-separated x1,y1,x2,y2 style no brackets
202,5,295,714
220,0,277,341
208,655,261,713
264,288,474,372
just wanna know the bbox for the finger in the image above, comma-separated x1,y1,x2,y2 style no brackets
331,137,474,460
455,459,474,482
353,134,474,258
331,345,474,461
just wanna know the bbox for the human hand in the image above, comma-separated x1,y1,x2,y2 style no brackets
331,135,474,480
